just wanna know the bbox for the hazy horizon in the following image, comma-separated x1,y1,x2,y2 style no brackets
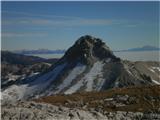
1,44,160,51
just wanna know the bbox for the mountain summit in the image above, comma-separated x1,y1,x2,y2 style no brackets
63,35,119,65
2,35,160,101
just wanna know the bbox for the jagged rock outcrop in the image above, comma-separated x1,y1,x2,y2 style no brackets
62,35,119,65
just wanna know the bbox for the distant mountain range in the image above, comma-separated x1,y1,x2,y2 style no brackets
12,45,159,55
1,51,59,65
115,45,160,52
14,49,66,54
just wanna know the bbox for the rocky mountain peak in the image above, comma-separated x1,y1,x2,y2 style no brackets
63,35,119,65
2,35,160,102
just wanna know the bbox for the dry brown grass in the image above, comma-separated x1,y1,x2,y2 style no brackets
34,85,160,112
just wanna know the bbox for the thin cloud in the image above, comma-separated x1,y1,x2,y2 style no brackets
2,32,48,38
2,11,139,27
125,24,138,28
2,11,82,20
2,17,122,27
2,18,114,27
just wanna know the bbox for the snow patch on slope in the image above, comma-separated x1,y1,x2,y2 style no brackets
65,61,105,94
2,85,28,101
55,63,86,93
152,79,160,85
85,61,105,91
148,67,160,73
127,69,133,76
148,68,155,73
8,74,20,81
114,81,120,87
124,64,133,76
152,67,160,72
64,80,84,94
105,58,111,63
2,63,67,101
29,63,67,90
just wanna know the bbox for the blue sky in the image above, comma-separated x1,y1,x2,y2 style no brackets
2,1,159,51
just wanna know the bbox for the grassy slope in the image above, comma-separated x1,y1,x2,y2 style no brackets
34,85,160,112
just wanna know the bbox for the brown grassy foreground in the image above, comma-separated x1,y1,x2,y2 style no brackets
34,85,160,112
